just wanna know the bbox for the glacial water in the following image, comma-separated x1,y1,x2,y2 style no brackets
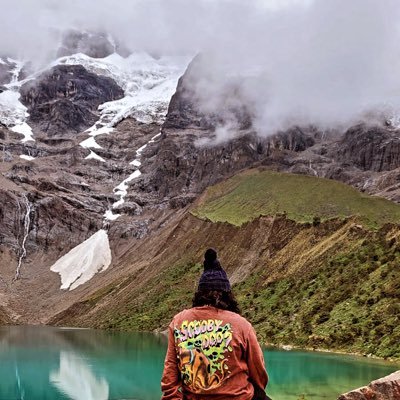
0,326,398,400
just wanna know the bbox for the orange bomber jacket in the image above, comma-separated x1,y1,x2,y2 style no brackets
161,305,268,400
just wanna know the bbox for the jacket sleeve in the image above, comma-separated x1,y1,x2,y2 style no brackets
246,324,269,393
161,322,183,400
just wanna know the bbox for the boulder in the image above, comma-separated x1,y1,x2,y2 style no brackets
338,370,400,400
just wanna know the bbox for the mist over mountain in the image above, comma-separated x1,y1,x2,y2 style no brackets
2,0,400,138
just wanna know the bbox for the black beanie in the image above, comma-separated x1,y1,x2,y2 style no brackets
198,249,231,292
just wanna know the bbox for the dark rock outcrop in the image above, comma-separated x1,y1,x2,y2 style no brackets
338,370,400,399
20,65,124,136
0,187,102,255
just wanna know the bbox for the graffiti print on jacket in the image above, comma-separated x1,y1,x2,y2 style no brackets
174,319,233,392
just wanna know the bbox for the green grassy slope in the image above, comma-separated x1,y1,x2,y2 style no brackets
192,169,400,228
236,235,400,359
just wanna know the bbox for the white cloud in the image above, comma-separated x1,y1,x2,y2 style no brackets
1,0,400,136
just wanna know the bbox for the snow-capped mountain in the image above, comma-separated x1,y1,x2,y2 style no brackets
59,52,191,125
0,40,191,292
0,51,190,145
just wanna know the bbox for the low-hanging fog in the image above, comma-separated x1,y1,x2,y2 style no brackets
2,0,400,137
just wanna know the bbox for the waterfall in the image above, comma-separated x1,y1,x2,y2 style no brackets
14,194,31,281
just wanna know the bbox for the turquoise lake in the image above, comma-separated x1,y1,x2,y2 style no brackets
0,326,398,400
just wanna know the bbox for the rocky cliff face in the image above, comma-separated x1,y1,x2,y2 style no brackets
138,127,318,206
136,56,320,205
20,65,124,135
337,124,400,172
339,371,400,400
0,89,161,321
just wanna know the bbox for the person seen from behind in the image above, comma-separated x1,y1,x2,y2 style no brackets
161,248,269,400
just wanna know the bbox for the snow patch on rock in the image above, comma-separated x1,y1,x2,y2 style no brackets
103,209,120,221
0,91,34,142
50,229,112,290
19,155,35,161
85,150,105,162
107,131,161,215
112,170,142,209
11,122,34,143
80,136,102,149
0,59,35,144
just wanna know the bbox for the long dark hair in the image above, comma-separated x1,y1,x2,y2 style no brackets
192,289,241,315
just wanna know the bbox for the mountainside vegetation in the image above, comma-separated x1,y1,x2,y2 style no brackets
193,169,400,228
51,169,400,359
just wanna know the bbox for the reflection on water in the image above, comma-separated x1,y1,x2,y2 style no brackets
50,351,109,400
0,325,398,400
0,326,167,400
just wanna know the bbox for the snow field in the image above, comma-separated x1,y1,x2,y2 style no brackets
0,59,35,145
50,229,112,290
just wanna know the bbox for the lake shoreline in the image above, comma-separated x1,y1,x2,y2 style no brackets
267,342,400,364
157,326,400,363
3,323,399,364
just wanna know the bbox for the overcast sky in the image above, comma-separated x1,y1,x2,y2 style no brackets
2,0,400,136
1,0,312,60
